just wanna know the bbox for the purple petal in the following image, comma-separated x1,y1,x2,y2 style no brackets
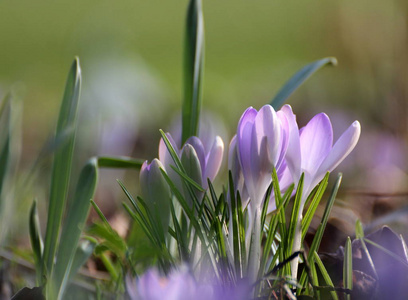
254,105,281,166
299,113,333,175
280,105,302,183
315,120,361,183
203,136,224,187
237,108,257,202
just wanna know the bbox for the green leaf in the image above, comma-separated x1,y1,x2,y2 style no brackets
53,158,98,299
314,252,338,300
298,173,342,290
355,219,364,239
286,173,304,257
270,57,337,109
343,237,353,300
0,94,11,200
67,239,97,282
29,199,44,285
182,0,204,143
97,156,144,169
89,201,127,257
302,173,329,240
42,58,81,277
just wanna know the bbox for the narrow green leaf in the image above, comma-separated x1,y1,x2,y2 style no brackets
287,173,304,256
89,200,127,258
97,156,144,169
343,237,353,300
308,174,342,257
29,199,44,285
302,173,329,240
43,58,82,277
182,0,204,143
355,219,378,279
298,173,342,290
229,171,242,277
314,252,339,300
67,239,97,282
270,57,337,109
53,158,98,299
0,94,11,200
355,219,364,239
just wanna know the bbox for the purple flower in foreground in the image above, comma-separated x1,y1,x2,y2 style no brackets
139,159,171,232
127,267,251,300
159,133,224,190
281,104,361,200
235,105,289,209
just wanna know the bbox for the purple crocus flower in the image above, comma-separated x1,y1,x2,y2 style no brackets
236,105,289,209
280,104,361,279
281,104,361,200
127,267,251,300
159,133,224,191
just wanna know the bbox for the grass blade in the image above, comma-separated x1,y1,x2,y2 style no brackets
182,0,204,143
343,237,353,300
97,156,144,169
314,252,339,300
270,57,337,109
53,158,98,299
29,199,44,285
42,58,81,277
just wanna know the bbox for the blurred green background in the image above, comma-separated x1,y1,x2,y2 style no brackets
1,0,407,242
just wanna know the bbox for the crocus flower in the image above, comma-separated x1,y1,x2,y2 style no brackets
280,104,361,279
236,105,289,209
127,267,251,300
159,133,224,193
139,159,171,232
281,104,361,201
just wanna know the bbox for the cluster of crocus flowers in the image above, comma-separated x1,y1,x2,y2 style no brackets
158,133,224,205
229,104,361,279
230,104,361,210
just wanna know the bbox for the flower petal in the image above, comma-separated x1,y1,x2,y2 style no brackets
299,113,333,175
315,120,361,183
203,136,224,187
280,105,302,183
255,105,281,166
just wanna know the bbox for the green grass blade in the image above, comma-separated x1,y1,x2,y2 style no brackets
302,173,329,240
298,173,342,290
53,158,98,299
308,173,342,257
286,173,304,257
182,0,204,143
270,57,337,109
67,239,97,283
355,220,378,280
229,172,242,277
42,58,81,277
0,94,10,200
29,199,44,285
314,252,339,300
97,156,144,169
343,237,353,300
